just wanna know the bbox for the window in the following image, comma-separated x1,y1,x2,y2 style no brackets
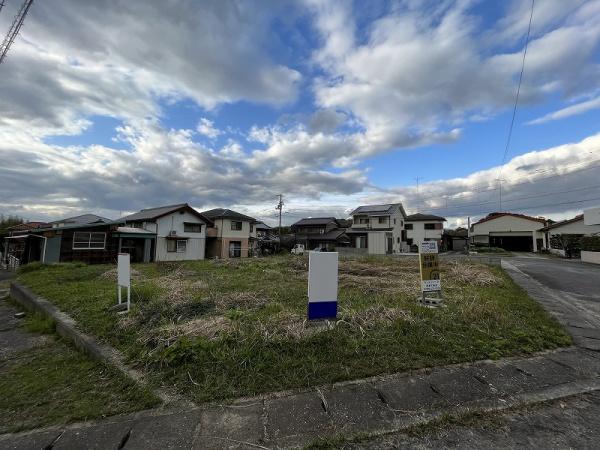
378,217,387,224
359,218,369,224
356,236,367,248
250,224,254,232
407,238,413,245
397,237,400,243
401,221,403,226
405,223,413,230
184,222,202,233
424,223,436,230
229,241,241,258
231,221,242,231
167,240,187,252
73,232,106,250
129,222,143,229
394,218,396,225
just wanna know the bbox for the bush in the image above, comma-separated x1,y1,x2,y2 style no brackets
581,235,600,252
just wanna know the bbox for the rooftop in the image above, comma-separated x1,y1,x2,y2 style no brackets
291,217,339,227
405,213,446,222
541,214,584,231
51,213,112,226
473,212,547,226
349,203,406,217
122,203,212,224
201,208,258,223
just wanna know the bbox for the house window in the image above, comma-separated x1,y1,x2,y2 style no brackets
356,236,367,248
424,223,436,230
184,222,202,233
250,224,254,232
231,221,243,231
167,239,187,252
378,217,387,224
129,222,143,229
397,237,400,243
73,232,106,250
394,218,396,225
407,238,413,245
229,241,241,258
357,218,369,224
401,221,403,226
405,223,413,230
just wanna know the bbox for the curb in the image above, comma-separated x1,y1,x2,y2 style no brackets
9,281,176,405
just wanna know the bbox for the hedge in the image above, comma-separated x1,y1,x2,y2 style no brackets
581,235,600,252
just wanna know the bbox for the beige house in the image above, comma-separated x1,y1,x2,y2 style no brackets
202,208,258,258
542,214,600,257
470,212,547,252
347,203,407,254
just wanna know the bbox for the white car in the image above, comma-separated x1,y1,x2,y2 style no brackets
291,244,305,255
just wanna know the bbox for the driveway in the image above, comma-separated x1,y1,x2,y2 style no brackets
503,256,600,350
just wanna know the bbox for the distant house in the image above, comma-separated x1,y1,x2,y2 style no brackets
201,208,258,258
470,212,547,252
347,203,407,254
442,227,468,251
404,213,446,249
254,222,278,255
122,203,212,261
542,214,600,257
6,221,48,236
50,214,112,228
290,217,349,251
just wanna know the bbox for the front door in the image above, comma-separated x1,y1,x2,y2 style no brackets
386,236,393,254
229,241,241,258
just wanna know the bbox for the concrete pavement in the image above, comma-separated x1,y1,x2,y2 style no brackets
503,256,600,351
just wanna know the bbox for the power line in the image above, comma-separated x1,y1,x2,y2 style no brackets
498,0,535,180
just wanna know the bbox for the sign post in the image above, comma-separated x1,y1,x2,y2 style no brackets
307,251,338,320
418,241,443,307
117,253,131,313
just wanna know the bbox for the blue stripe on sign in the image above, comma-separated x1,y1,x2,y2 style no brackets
308,301,337,320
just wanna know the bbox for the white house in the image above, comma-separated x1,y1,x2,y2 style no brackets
470,212,547,252
347,203,407,254
543,214,600,256
404,213,446,249
122,204,212,261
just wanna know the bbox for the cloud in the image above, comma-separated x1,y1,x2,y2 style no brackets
197,118,222,139
527,96,600,124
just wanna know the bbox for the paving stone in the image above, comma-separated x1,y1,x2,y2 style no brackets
324,383,396,434
374,375,446,412
0,430,62,450
194,402,265,450
54,420,133,450
513,356,580,388
426,366,496,406
473,362,539,396
265,390,334,449
124,410,201,450
546,349,600,377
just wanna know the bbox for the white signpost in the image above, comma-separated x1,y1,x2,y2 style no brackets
418,241,443,307
307,251,338,320
117,253,131,313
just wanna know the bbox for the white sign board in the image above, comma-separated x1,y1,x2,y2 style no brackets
419,241,441,292
584,207,600,225
419,241,438,254
118,253,131,287
308,251,338,319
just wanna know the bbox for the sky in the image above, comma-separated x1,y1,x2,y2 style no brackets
1,0,600,228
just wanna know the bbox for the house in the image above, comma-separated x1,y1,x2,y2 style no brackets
3,220,157,265
542,214,600,257
6,222,48,235
254,222,278,255
122,203,212,261
470,212,547,252
404,213,446,249
290,217,349,251
201,208,258,258
347,203,407,254
442,227,469,252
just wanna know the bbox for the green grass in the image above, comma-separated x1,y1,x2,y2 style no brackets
16,256,571,404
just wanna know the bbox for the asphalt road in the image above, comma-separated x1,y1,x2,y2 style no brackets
509,255,600,300
0,271,14,283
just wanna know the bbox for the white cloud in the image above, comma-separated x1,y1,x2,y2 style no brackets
527,96,600,125
197,118,222,139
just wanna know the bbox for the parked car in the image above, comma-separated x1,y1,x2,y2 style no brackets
291,244,305,255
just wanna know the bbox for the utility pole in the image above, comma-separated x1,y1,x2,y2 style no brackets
496,178,505,211
0,0,34,65
414,177,421,213
276,194,284,252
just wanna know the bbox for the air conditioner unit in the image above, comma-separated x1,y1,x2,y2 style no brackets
169,230,177,236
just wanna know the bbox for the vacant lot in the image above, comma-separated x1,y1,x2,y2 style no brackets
16,256,570,403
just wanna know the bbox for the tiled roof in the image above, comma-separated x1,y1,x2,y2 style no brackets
291,217,338,227
122,204,212,225
473,212,547,226
349,203,406,217
201,208,258,223
51,213,112,225
541,214,584,231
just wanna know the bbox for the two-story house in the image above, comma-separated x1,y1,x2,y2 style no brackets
290,217,349,251
347,203,407,254
404,213,446,250
122,203,212,261
201,208,259,258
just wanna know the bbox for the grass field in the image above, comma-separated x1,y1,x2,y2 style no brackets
0,304,160,433
16,255,571,403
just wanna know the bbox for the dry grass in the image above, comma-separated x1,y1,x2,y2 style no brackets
98,267,141,281
446,262,503,286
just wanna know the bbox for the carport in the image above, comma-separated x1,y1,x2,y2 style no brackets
489,233,534,252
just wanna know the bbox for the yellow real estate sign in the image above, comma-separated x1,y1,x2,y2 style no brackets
419,241,441,292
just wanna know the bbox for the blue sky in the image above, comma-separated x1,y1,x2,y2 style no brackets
1,0,600,226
